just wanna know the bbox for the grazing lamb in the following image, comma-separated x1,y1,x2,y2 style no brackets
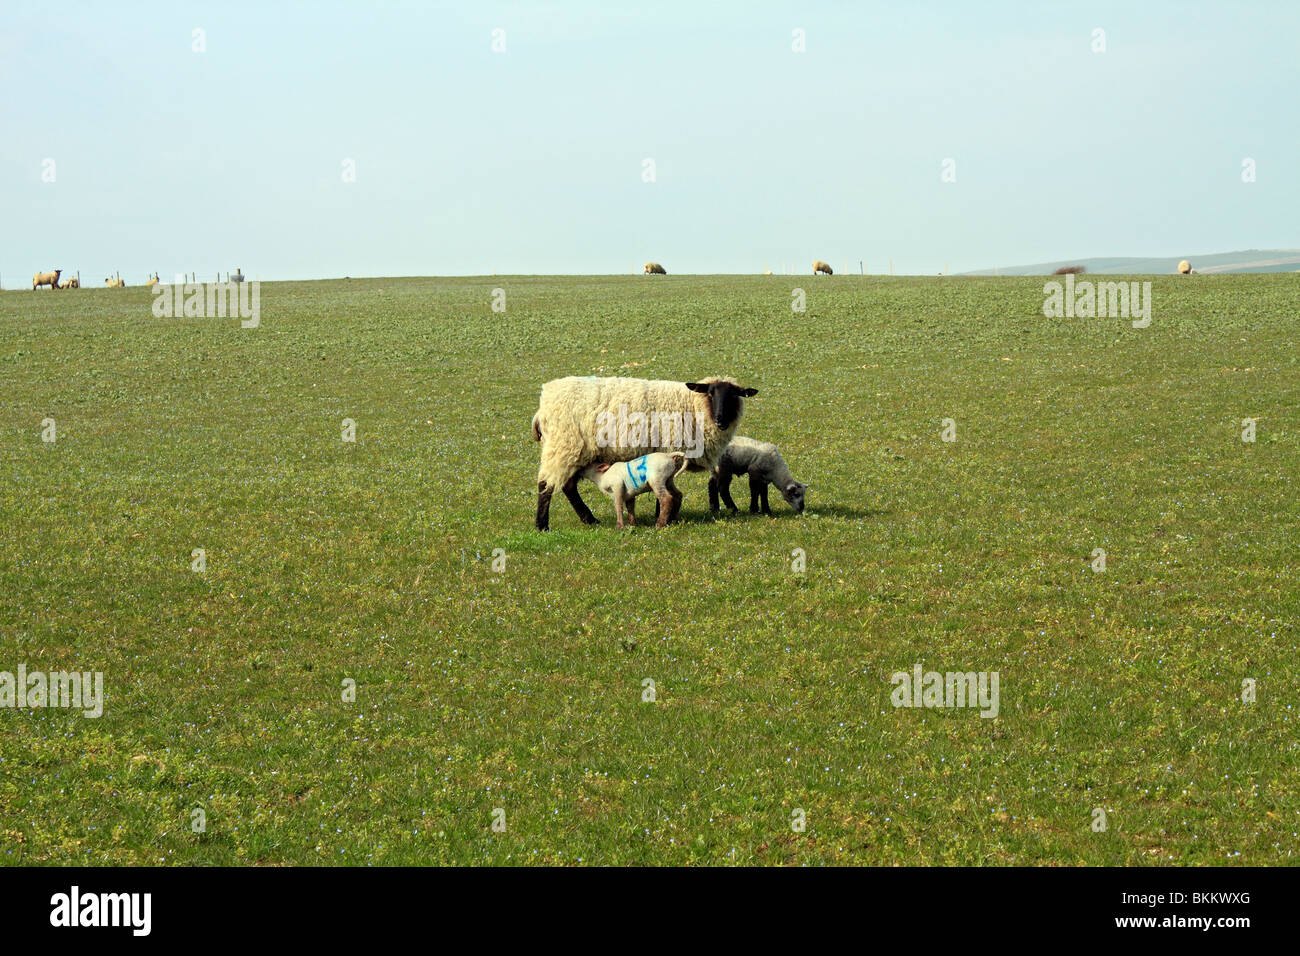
33,270,61,290
708,436,807,516
582,452,688,529
644,262,667,275
531,375,758,531
813,260,833,275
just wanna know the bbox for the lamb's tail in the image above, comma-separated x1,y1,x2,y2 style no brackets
670,452,689,479
530,413,542,442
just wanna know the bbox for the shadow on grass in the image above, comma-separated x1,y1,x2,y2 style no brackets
664,504,890,524
680,505,888,522
498,505,888,549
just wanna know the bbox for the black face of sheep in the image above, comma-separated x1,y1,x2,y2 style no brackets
781,481,808,513
685,381,758,430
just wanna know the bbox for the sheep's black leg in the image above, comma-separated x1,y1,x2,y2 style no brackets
749,476,763,514
562,472,599,525
759,481,773,515
708,475,721,514
536,481,553,532
719,474,740,514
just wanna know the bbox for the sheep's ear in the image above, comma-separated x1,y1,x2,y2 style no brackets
738,387,758,397
684,382,709,393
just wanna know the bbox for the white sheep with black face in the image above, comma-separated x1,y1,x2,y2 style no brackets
530,375,758,531
708,436,807,515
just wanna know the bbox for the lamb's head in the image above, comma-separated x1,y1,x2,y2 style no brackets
781,481,808,514
685,379,757,431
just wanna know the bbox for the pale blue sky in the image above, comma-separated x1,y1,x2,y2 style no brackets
3,0,1296,281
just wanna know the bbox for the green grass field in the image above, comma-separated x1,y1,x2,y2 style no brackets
1,273,1296,865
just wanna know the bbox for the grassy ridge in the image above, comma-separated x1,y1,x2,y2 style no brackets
1,274,1296,865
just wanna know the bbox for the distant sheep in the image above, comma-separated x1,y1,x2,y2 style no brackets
644,262,666,275
57,276,80,289
144,273,159,287
1053,266,1086,275
530,375,758,531
105,277,126,288
813,260,833,275
1178,260,1193,275
582,452,688,529
709,436,807,515
33,270,61,290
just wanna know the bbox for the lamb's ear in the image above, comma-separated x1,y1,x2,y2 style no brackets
684,382,709,393
738,387,758,397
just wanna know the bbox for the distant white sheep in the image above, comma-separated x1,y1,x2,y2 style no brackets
644,262,667,275
1178,260,1193,275
530,375,758,530
33,270,61,290
813,260,833,275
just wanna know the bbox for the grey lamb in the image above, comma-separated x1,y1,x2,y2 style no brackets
708,436,807,515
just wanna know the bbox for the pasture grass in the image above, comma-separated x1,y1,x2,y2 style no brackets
0,272,1296,865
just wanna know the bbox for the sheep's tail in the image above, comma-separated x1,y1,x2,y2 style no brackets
670,452,689,479
530,413,542,442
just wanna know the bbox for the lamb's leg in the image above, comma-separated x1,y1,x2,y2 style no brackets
562,470,599,525
748,475,763,514
759,480,773,515
719,473,740,514
667,480,684,523
655,489,673,528
613,487,626,529
708,475,721,514
626,496,636,527
536,480,553,532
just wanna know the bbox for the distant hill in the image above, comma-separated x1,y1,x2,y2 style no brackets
964,249,1300,276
